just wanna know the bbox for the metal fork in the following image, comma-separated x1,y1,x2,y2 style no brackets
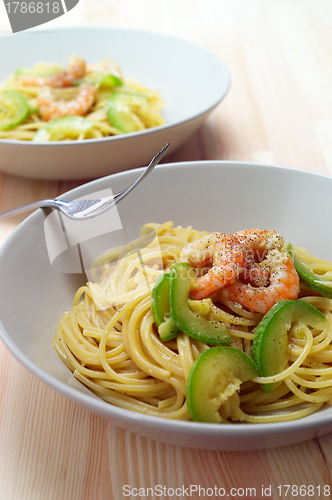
0,143,169,221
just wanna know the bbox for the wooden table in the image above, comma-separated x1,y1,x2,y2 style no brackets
1,1,332,498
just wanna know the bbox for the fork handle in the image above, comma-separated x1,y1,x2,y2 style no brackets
0,199,60,220
0,192,125,221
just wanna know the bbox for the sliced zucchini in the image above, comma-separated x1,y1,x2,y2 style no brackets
33,116,94,142
106,92,146,133
81,72,123,88
0,90,29,130
151,273,180,341
169,263,231,345
252,299,327,392
186,346,258,423
287,243,332,298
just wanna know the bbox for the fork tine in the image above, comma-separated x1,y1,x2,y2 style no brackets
62,143,170,219
113,143,169,206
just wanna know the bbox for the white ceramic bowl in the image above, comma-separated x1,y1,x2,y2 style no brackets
0,27,230,180
1,161,332,451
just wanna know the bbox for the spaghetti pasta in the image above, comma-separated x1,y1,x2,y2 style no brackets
53,222,332,423
0,57,165,141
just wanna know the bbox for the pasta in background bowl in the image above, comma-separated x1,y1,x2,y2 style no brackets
0,27,230,180
0,55,165,141
1,161,332,450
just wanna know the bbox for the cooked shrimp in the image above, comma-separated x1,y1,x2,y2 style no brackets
220,250,300,314
19,56,86,88
242,262,270,287
37,84,97,121
180,233,247,300
235,228,284,287
235,228,285,259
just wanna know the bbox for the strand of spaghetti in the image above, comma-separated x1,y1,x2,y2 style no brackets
117,251,149,295
140,309,183,376
95,248,158,297
98,288,150,332
150,332,183,368
253,328,313,385
98,379,172,397
296,365,332,376
75,371,188,418
82,328,121,344
220,393,245,422
306,348,332,363
88,295,118,333
139,391,187,414
97,291,159,383
99,263,124,298
59,314,100,364
243,403,324,423
290,372,332,389
219,398,231,422
300,296,332,312
157,392,186,411
290,314,332,355
295,247,332,266
78,304,120,333
54,332,120,379
121,295,173,380
220,295,263,322
52,332,76,372
285,376,332,403
228,328,255,340
290,315,332,354
153,234,191,247
177,333,195,380
122,298,187,396
73,285,89,306
88,280,152,308
146,221,174,234
89,247,122,278
209,303,258,327
242,394,306,413
190,339,210,358
118,249,172,293
240,381,291,407
312,315,332,345
86,289,105,326
59,309,131,367
102,394,188,419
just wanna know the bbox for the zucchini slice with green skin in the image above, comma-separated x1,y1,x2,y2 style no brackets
252,299,327,392
33,116,94,142
169,262,231,345
287,243,332,298
106,92,146,133
151,273,180,341
0,90,29,130
186,346,258,423
81,72,123,88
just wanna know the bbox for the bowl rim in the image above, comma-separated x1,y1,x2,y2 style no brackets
1,159,332,444
0,25,231,148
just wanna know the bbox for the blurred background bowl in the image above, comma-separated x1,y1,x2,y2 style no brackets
0,27,230,180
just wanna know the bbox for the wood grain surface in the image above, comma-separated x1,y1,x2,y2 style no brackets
1,1,332,499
